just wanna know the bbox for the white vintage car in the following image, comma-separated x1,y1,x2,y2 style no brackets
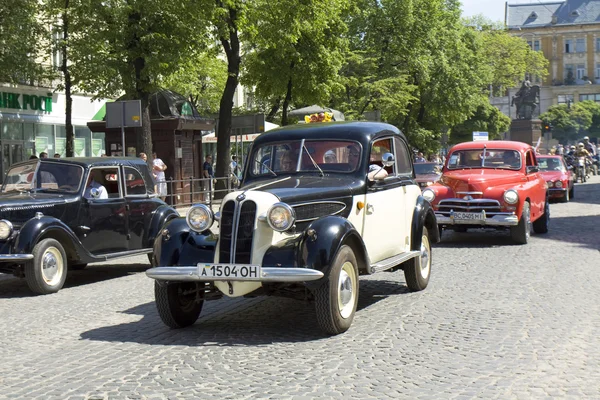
146,122,439,335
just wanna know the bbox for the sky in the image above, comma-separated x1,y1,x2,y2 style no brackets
461,0,514,23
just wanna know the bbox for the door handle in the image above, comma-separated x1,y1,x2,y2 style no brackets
367,204,375,214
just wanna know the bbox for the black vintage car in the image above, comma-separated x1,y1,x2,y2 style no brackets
146,122,439,335
0,157,178,294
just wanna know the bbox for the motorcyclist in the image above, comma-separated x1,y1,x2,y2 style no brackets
574,143,591,158
583,136,597,156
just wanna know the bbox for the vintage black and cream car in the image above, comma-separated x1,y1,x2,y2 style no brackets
0,157,177,294
146,122,439,335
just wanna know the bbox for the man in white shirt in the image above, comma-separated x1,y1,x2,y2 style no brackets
83,173,108,199
152,152,168,201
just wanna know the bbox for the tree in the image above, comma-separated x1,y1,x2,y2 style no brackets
68,0,209,160
449,102,511,144
539,104,587,144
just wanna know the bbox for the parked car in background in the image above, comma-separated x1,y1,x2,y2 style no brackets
422,141,549,244
537,155,574,203
414,162,442,188
146,122,439,335
0,157,178,294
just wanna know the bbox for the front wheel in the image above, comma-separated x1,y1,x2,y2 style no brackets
403,227,431,292
569,185,575,199
154,282,203,328
532,200,549,234
314,245,359,335
510,202,531,244
24,239,68,294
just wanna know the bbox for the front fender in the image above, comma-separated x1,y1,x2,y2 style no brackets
13,216,89,261
154,217,217,267
411,196,440,248
262,216,368,291
146,205,179,247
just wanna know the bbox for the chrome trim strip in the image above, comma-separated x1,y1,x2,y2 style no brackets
1,203,56,211
370,251,420,274
100,248,153,260
229,200,241,264
0,254,34,261
456,191,483,195
146,266,324,282
435,212,518,226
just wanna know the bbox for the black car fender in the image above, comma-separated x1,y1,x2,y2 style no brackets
411,196,440,249
146,205,179,248
262,216,369,291
13,216,91,262
153,217,217,267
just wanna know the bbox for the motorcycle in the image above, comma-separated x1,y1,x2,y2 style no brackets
577,157,587,183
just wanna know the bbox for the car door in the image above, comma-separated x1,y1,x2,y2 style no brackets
360,137,406,263
79,166,129,254
124,165,157,250
526,150,547,219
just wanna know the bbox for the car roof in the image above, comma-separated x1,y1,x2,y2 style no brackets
12,157,149,169
449,140,533,152
252,121,407,147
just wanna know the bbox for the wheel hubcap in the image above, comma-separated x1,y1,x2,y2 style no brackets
338,261,356,319
41,247,63,286
420,234,431,279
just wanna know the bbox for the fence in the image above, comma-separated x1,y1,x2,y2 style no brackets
155,175,237,209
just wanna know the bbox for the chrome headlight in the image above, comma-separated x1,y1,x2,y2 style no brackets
422,189,435,202
267,203,296,232
547,181,554,188
503,189,519,205
0,220,13,240
186,204,214,232
555,181,563,188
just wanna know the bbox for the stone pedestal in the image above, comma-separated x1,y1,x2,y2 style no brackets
510,119,542,146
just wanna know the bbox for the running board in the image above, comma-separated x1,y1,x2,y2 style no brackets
93,248,152,261
370,251,420,274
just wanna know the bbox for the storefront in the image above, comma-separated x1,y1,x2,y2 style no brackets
0,84,108,178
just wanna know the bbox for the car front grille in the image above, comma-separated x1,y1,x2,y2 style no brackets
293,202,346,222
437,199,502,216
218,200,257,264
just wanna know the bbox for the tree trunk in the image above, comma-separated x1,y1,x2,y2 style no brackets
266,97,281,122
281,62,295,126
62,0,74,157
214,6,241,200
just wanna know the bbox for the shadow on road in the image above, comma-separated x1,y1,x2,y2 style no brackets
0,263,150,298
536,214,600,250
435,229,518,248
79,279,409,346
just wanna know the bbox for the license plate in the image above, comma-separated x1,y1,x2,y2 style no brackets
452,212,485,221
197,263,261,280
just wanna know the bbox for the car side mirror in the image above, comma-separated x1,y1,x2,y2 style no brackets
90,188,100,199
526,166,539,174
381,153,395,167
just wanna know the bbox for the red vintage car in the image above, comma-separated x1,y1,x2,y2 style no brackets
537,155,574,202
421,141,549,244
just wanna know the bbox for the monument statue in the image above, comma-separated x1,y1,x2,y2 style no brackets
511,80,540,120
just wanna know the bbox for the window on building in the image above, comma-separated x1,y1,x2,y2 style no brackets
534,40,540,51
579,94,600,102
558,94,574,105
596,38,600,52
576,38,586,53
565,64,574,79
596,63,600,79
565,39,573,53
577,64,586,79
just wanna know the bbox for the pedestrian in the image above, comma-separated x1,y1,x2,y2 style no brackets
230,155,240,187
53,153,60,159
152,152,168,201
138,152,147,162
39,152,48,159
203,154,214,200
415,152,426,163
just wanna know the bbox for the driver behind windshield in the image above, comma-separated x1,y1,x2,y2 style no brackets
502,151,521,168
279,150,296,172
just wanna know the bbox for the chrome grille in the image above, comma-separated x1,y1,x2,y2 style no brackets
293,202,346,222
437,199,501,215
218,200,257,264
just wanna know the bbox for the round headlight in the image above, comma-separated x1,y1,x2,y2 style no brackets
422,189,435,202
0,220,13,240
186,204,214,232
267,203,296,232
503,189,519,205
555,181,563,188
547,181,554,188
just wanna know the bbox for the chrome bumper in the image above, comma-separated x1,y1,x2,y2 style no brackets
146,266,324,283
435,212,519,227
548,188,567,193
0,254,34,262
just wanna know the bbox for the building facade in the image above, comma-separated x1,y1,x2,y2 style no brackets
506,0,600,116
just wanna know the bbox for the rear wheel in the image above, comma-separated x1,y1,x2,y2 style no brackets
314,245,359,335
510,202,531,244
25,239,68,294
154,282,203,328
404,227,431,291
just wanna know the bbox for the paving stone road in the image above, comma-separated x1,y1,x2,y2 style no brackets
1,177,599,399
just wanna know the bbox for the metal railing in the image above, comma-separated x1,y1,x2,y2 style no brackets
155,175,239,209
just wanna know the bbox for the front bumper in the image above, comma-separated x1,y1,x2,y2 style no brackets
435,211,519,227
548,188,567,197
0,254,34,262
146,266,324,283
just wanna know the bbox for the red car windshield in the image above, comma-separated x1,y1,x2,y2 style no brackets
538,158,566,172
447,149,521,170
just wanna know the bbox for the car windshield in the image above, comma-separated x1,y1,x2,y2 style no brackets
1,161,84,194
250,140,361,176
538,157,566,172
447,149,522,170
414,163,441,175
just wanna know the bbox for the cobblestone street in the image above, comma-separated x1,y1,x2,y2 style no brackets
1,178,599,399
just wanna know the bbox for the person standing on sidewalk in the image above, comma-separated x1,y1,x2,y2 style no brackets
152,152,167,201
203,154,214,201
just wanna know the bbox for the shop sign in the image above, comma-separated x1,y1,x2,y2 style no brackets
0,90,53,113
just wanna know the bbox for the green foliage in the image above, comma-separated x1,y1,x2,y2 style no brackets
450,102,511,144
539,102,599,143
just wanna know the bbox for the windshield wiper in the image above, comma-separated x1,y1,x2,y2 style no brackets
303,144,324,177
254,159,277,177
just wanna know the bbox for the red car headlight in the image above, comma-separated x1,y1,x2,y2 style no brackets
555,181,563,188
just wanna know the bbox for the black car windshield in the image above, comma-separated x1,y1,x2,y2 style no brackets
1,161,84,194
447,149,522,170
414,163,441,175
250,140,361,176
538,157,566,172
